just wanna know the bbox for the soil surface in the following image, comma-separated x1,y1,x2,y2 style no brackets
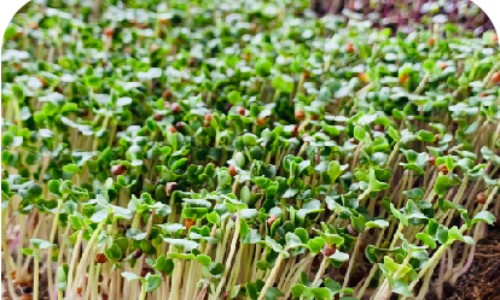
449,225,500,300
311,0,495,35
426,225,500,300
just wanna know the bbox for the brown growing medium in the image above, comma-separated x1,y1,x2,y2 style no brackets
426,226,500,300
311,0,495,35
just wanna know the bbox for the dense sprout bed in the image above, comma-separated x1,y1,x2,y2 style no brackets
1,0,500,299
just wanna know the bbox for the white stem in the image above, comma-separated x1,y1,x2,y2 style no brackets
257,253,285,300
312,256,329,287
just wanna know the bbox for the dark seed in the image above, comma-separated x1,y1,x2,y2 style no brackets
237,106,246,116
295,110,305,121
346,42,355,53
256,118,267,126
438,165,448,175
95,253,107,264
103,28,114,38
170,103,182,114
162,89,172,99
175,122,186,132
267,215,277,226
165,182,178,196
154,113,163,121
140,268,150,277
323,244,336,256
131,248,143,259
476,193,486,204
185,218,195,230
111,165,126,176
204,114,212,127
433,134,440,145
492,72,500,84
228,165,237,177
167,125,177,133
303,70,311,80
21,285,33,294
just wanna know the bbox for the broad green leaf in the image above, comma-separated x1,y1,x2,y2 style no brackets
163,238,199,252
105,244,123,261
434,175,452,195
153,255,174,275
264,236,284,253
122,272,141,281
472,211,496,225
57,264,69,291
415,233,436,249
30,238,54,250
366,219,389,229
285,232,304,249
369,169,389,192
329,250,349,263
389,203,408,226
145,273,162,292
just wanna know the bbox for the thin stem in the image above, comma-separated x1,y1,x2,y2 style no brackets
47,198,64,300
312,255,329,287
72,222,105,293
139,283,147,300
409,225,475,295
356,231,386,298
342,233,363,294
67,230,83,292
213,216,241,299
389,222,404,249
257,253,285,300
34,252,40,300
452,244,475,284
356,264,378,299
414,72,430,94
2,243,18,299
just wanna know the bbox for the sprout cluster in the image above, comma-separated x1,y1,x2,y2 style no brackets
1,0,499,299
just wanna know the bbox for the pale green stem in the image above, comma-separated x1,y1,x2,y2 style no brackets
257,253,285,300
213,216,241,300
312,256,330,287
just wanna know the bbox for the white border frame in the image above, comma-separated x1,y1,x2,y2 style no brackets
0,0,499,291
